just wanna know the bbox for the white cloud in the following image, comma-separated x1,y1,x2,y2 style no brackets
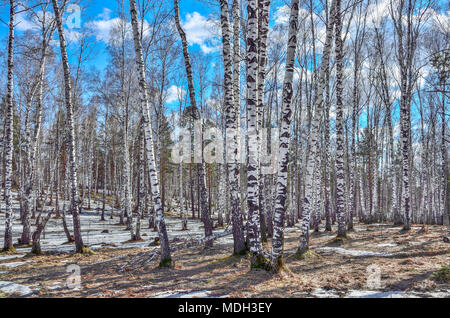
166,85,186,104
86,7,153,44
14,10,81,43
15,10,56,32
87,16,125,43
366,0,390,27
98,8,112,20
65,29,82,43
87,9,218,52
15,12,38,31
182,12,219,54
274,5,291,25
273,5,309,26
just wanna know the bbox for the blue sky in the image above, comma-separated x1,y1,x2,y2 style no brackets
0,0,224,70
0,0,235,111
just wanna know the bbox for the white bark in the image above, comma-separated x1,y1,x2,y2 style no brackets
3,0,15,251
129,0,171,263
51,0,84,252
298,0,336,254
271,0,300,270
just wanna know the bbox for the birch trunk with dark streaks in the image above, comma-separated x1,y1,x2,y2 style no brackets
129,0,171,265
3,0,16,251
174,0,212,247
297,0,336,255
51,0,85,253
334,0,347,237
271,0,300,272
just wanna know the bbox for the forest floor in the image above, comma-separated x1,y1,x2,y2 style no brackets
0,200,449,297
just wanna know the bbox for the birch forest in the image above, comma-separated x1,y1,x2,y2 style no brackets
0,0,448,299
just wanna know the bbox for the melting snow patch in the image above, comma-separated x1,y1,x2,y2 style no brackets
0,254,25,261
345,290,412,298
0,261,28,268
293,288,340,298
152,290,214,298
47,282,62,290
0,281,37,297
293,289,450,298
315,247,393,257
376,243,398,248
425,291,450,298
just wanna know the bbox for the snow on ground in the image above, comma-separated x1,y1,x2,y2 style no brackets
0,261,29,268
0,193,225,255
47,282,63,290
345,289,450,298
291,288,450,298
346,290,420,298
314,246,394,257
376,243,398,248
0,281,38,297
0,254,25,261
151,290,223,298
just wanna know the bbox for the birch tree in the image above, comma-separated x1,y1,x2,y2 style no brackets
129,0,172,266
334,0,347,237
229,0,246,254
3,0,16,251
20,7,55,244
271,0,300,272
174,0,212,247
298,0,336,255
246,0,265,266
51,0,85,253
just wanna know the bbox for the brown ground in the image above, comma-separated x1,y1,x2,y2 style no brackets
0,223,449,298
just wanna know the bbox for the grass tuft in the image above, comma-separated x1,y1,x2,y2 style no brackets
295,249,319,261
430,266,450,283
250,253,272,272
1,247,16,253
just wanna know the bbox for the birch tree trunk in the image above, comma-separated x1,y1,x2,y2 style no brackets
178,103,187,230
51,0,85,252
257,0,271,243
135,122,145,241
270,0,300,272
246,0,265,264
122,118,133,235
129,0,171,266
439,75,448,225
228,0,246,254
324,49,332,232
298,0,336,255
22,44,48,244
219,0,233,231
390,0,424,230
174,0,212,246
334,0,347,237
3,0,16,252
349,34,360,231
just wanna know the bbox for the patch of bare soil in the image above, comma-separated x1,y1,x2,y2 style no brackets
0,223,448,298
